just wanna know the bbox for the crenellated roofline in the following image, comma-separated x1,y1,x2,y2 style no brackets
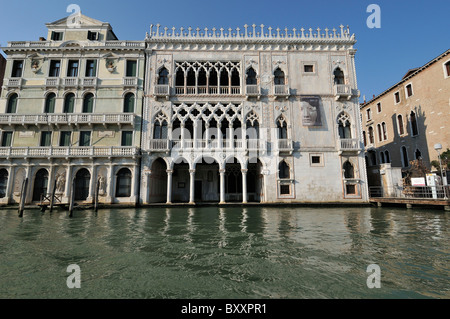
146,24,356,44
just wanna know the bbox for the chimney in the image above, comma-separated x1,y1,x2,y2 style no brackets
39,37,46,41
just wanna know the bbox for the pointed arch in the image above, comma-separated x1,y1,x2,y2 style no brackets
157,66,169,85
334,67,345,85
274,67,285,85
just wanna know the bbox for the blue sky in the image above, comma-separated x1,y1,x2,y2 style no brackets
0,0,449,101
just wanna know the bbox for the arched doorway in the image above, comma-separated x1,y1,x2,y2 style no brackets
74,168,91,201
247,159,263,203
225,157,242,202
194,156,220,203
116,168,132,198
0,169,8,198
32,169,49,201
149,158,167,203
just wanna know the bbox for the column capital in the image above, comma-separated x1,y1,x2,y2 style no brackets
189,169,196,174
241,169,248,174
166,169,174,174
219,169,226,174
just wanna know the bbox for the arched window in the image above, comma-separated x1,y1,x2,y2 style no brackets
334,68,345,85
123,93,135,113
380,152,385,164
277,116,288,139
7,94,18,113
363,131,367,147
175,68,185,87
377,124,382,142
82,93,94,113
397,115,404,135
231,68,240,86
343,161,354,179
382,122,387,140
410,111,418,136
246,67,257,85
64,93,75,113
153,113,168,139
32,169,48,201
246,112,260,140
385,151,390,163
116,168,132,197
401,146,409,168
368,126,374,144
279,161,290,179
219,68,229,86
157,67,169,85
45,93,56,113
274,68,285,85
187,68,196,87
337,112,352,139
198,68,207,86
0,169,8,198
415,149,422,160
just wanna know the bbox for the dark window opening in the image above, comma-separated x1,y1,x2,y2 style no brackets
274,68,285,85
85,60,97,77
67,60,79,77
334,68,345,84
45,93,56,113
51,31,63,41
11,60,24,78
304,65,314,73
7,94,18,113
246,67,257,85
49,60,61,77
158,67,169,85
279,161,290,179
64,93,75,113
280,185,290,195
126,60,137,77
410,111,418,136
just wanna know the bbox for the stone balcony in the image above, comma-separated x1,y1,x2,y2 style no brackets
0,146,140,159
154,84,170,99
173,86,241,96
334,84,355,101
148,138,267,154
0,113,136,128
273,85,290,99
245,85,261,99
4,78,23,89
338,138,362,154
277,139,293,154
123,77,139,88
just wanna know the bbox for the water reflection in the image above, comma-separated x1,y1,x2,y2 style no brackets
0,206,448,298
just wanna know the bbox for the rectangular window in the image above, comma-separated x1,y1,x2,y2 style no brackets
11,60,24,78
304,65,314,73
85,60,97,77
67,60,79,77
446,61,450,77
406,84,413,97
79,131,91,147
40,131,52,147
311,156,321,164
87,31,98,41
366,108,372,121
126,60,137,77
59,131,72,146
121,131,133,146
310,153,324,167
377,102,381,113
1,131,13,147
394,92,400,104
346,184,356,195
49,60,61,77
280,185,290,195
51,31,64,41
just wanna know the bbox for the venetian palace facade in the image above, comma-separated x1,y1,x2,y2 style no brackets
0,14,369,206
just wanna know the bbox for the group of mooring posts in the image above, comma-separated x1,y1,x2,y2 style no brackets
18,176,101,218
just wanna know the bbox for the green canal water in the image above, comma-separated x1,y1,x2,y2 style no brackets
0,206,448,299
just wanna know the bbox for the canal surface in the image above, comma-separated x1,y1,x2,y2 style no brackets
0,206,448,299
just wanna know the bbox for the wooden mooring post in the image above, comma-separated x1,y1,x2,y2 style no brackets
18,178,28,218
94,177,100,213
49,177,57,213
69,178,75,218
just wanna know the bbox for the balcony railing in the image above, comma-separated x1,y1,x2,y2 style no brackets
339,138,361,151
82,77,98,87
274,85,289,98
5,78,23,88
154,84,170,97
0,113,136,126
46,78,60,87
123,77,138,87
0,146,139,158
173,86,241,95
334,84,352,100
277,139,293,153
245,85,261,98
149,139,268,152
63,77,79,87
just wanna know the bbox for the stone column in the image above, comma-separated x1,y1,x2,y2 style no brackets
5,166,15,204
241,168,248,204
64,165,72,203
189,169,195,204
219,168,226,204
166,169,173,204
106,165,114,203
131,164,139,205
87,165,97,202
24,165,32,204
144,170,152,204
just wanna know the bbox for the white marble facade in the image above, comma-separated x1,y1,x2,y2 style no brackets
140,24,369,204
